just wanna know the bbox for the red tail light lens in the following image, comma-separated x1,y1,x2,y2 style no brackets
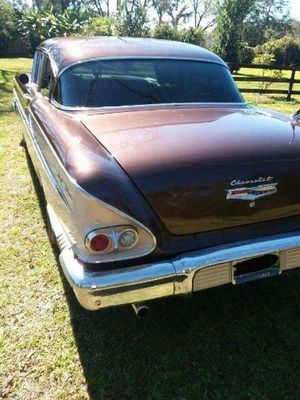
90,234,110,252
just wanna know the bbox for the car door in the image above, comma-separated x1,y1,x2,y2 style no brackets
14,50,42,127
28,50,55,141
14,49,58,182
28,51,59,175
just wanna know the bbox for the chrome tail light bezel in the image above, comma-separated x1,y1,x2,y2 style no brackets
85,225,139,254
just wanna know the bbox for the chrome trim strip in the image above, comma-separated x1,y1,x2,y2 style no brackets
60,229,300,309
49,55,244,111
37,46,59,77
60,248,175,291
22,95,156,247
14,86,157,261
173,231,300,273
13,89,72,210
30,110,156,247
51,100,248,113
57,56,228,79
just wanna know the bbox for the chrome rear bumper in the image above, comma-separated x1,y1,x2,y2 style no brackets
59,230,300,310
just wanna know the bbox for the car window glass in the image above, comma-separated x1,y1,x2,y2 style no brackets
32,51,42,83
56,59,244,107
39,55,54,98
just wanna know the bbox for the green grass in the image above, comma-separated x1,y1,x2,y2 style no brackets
234,67,300,114
1,58,300,400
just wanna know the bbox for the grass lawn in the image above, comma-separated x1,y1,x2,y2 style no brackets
1,58,300,400
234,67,300,113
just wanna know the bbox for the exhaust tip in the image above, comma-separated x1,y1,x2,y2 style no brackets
131,303,149,318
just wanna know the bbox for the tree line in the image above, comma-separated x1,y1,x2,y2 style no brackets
1,0,300,68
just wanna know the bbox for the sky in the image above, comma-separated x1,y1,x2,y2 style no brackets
26,0,300,22
291,0,300,20
109,0,300,24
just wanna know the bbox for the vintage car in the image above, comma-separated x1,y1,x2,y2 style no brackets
14,36,300,315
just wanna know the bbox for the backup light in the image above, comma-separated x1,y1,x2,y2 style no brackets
118,228,138,249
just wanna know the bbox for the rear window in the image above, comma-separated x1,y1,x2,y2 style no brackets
54,59,243,108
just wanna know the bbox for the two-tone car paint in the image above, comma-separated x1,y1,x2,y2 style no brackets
14,37,300,311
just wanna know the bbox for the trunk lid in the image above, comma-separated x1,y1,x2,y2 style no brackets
81,105,300,235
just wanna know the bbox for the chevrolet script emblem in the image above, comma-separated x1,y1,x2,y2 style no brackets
226,183,278,201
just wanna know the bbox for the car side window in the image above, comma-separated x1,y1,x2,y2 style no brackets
38,54,54,98
32,51,42,84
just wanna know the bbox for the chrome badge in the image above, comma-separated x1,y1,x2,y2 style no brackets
226,183,278,201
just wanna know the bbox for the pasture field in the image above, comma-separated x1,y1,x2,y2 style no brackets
1,58,300,400
235,67,300,112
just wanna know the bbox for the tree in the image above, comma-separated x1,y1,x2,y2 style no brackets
166,0,192,27
291,19,300,39
151,0,192,27
115,0,150,37
18,5,88,51
30,0,92,13
152,22,181,40
84,15,113,35
189,0,218,30
0,0,18,53
213,0,255,69
86,0,110,16
151,0,170,25
243,0,291,46
181,26,206,46
255,36,300,67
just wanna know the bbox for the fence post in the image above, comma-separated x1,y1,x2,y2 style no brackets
287,68,296,101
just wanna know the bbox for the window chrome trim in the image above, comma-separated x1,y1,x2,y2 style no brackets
51,99,248,113
37,46,59,77
49,56,243,110
57,56,228,79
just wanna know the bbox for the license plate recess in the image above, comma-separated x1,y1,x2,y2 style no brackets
232,254,280,285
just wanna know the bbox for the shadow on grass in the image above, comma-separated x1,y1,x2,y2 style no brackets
24,146,300,400
0,83,11,93
234,72,261,78
0,71,14,114
63,272,300,400
267,95,300,103
0,69,14,95
0,107,15,115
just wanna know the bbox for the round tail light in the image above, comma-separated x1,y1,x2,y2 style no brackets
118,228,138,249
89,233,110,252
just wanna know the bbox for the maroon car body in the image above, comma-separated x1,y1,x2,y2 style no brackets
14,37,300,312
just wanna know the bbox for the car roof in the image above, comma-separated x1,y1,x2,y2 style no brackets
40,36,227,76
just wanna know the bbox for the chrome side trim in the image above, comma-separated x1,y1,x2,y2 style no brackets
14,87,157,262
60,249,175,292
17,92,157,249
13,89,72,210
